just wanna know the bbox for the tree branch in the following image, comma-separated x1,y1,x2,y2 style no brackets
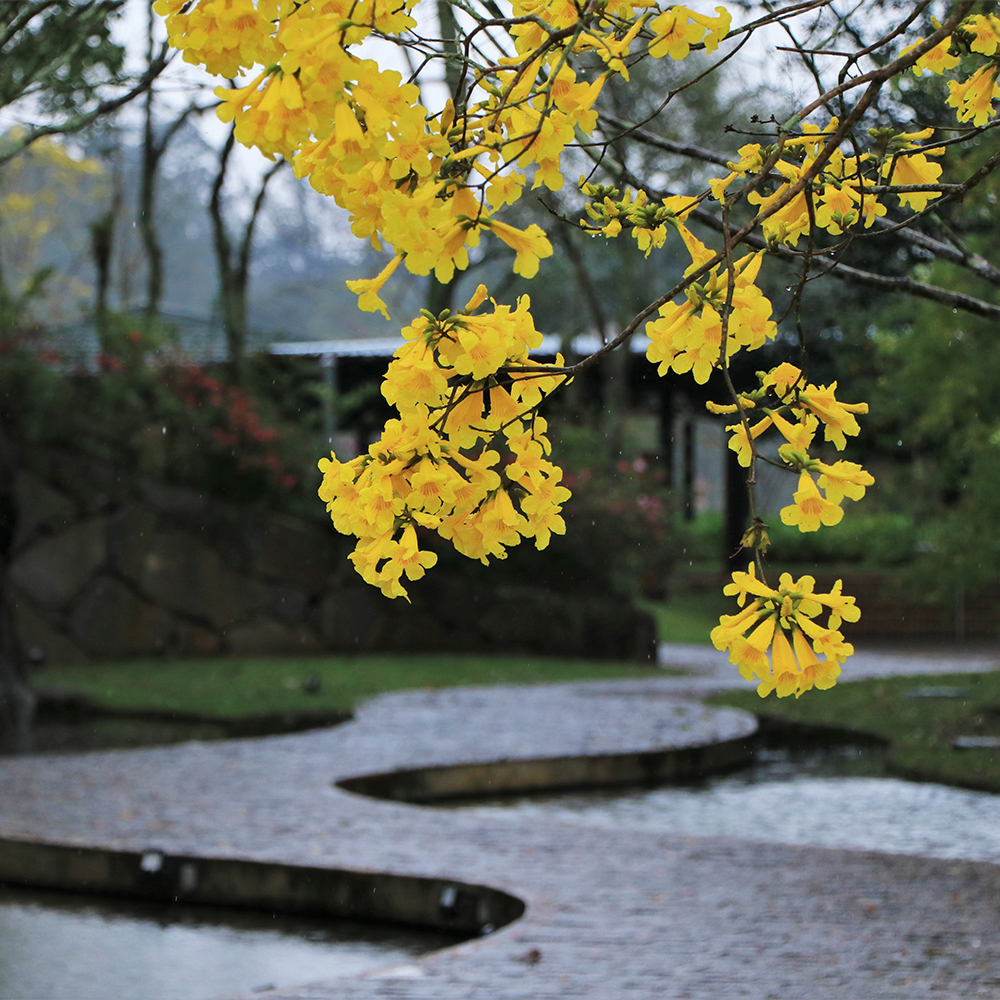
237,157,287,278
0,40,171,168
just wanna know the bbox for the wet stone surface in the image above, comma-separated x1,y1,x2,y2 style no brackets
2,676,1000,998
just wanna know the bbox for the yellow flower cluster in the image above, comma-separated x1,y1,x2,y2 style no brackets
948,65,1000,128
157,1,727,314
158,3,924,695
645,249,777,384
318,286,570,598
716,121,942,241
580,183,699,255
904,15,1000,128
718,363,874,534
712,565,858,698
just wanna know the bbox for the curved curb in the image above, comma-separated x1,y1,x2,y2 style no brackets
0,836,523,936
337,734,753,803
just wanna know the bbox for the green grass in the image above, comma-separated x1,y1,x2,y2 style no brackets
36,654,656,720
640,589,728,644
709,671,1000,792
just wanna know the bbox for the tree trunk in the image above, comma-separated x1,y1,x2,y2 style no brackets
140,0,210,325
90,207,115,342
140,88,164,324
0,583,34,754
210,126,284,384
0,422,33,754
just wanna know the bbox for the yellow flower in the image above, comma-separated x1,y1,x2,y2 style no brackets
796,382,868,450
780,472,844,533
463,284,490,313
756,628,801,698
726,416,772,467
813,578,861,630
793,627,841,693
947,65,1000,128
689,6,731,50
815,460,875,504
814,182,860,234
905,37,959,77
723,562,777,606
345,254,403,320
486,219,553,278
382,345,448,411
881,140,944,212
648,7,704,60
728,635,771,682
769,410,816,453
762,362,802,396
387,525,438,585
677,223,716,275
966,14,1000,57
799,616,854,663
452,322,507,381
484,170,526,212
706,398,755,415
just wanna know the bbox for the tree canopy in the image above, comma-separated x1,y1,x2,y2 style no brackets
0,1,172,167
157,0,1000,698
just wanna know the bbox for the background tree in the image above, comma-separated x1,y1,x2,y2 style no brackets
0,1,167,167
0,0,168,750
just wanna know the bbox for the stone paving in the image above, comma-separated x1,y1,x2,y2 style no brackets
2,656,1000,998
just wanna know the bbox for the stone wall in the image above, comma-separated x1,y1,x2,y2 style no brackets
8,450,656,665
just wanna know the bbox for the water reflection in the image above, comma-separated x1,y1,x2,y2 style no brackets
452,747,1000,863
0,884,460,1000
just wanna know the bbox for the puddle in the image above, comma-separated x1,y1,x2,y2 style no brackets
0,883,460,1000
450,746,1000,863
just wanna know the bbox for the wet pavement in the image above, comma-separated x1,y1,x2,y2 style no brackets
0,650,999,998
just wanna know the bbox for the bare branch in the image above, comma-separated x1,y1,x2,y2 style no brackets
0,41,172,167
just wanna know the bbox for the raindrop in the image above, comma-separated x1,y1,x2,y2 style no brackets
162,426,167,434
897,440,902,447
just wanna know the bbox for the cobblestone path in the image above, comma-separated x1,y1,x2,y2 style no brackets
2,676,1000,998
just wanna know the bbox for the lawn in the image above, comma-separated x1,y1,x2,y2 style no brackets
640,590,727,645
709,671,1000,793
36,653,658,720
